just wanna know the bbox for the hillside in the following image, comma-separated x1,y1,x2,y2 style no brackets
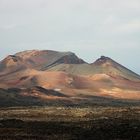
0,50,140,106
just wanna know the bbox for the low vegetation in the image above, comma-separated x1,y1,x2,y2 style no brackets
0,106,139,140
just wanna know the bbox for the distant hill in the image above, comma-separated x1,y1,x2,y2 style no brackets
0,50,140,106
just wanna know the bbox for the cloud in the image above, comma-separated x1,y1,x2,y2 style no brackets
116,20,140,33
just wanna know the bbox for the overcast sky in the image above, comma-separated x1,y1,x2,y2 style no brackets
0,0,140,74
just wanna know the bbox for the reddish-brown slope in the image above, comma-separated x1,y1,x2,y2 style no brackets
0,50,140,100
15,50,85,70
0,50,85,75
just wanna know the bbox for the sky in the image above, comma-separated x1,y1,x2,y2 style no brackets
0,0,140,74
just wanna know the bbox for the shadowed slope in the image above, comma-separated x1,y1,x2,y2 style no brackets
0,87,69,107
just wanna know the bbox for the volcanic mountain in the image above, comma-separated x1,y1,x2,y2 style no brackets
0,50,140,106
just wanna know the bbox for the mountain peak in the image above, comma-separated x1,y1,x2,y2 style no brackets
93,56,113,66
12,50,85,70
2,55,22,65
100,55,110,59
15,50,78,60
15,50,42,59
0,54,25,72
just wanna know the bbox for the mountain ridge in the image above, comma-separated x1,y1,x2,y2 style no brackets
0,49,140,106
